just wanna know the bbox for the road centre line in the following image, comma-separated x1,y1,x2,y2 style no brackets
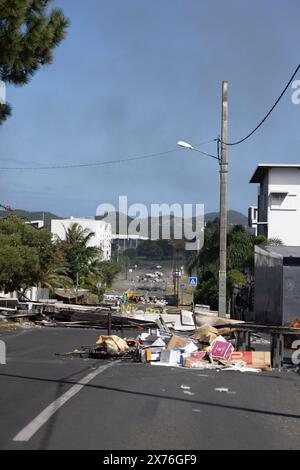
13,361,120,442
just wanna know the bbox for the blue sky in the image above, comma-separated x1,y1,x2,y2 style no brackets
1,0,300,217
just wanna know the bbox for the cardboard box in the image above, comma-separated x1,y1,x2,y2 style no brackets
160,349,182,365
192,326,218,344
231,351,271,370
144,348,162,362
191,351,207,360
151,338,166,348
167,335,190,351
210,340,234,361
182,342,199,354
184,356,210,369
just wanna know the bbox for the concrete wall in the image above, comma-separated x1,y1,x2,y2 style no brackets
0,287,49,301
259,168,300,245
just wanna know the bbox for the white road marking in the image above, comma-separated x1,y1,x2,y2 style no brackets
13,361,119,442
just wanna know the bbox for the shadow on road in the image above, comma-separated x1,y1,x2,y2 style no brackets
1,370,300,422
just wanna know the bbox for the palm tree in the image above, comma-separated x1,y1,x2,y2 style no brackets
64,224,96,250
58,223,102,285
40,259,73,294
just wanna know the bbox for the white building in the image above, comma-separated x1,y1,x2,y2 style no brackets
249,164,300,245
26,220,45,230
51,218,112,261
0,81,6,105
112,234,148,252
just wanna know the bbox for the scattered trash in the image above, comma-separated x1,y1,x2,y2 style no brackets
183,391,195,396
184,356,210,369
222,365,261,373
214,388,236,394
60,320,277,376
167,335,191,351
160,349,182,366
180,384,191,390
230,351,271,371
96,335,129,355
210,336,234,362
192,325,218,344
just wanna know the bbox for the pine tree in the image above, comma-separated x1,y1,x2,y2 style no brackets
0,0,69,123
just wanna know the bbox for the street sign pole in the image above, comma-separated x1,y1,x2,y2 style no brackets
179,283,185,306
192,288,195,314
188,277,198,313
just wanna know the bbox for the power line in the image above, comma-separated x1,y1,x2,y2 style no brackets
225,64,300,146
0,149,179,171
0,139,216,171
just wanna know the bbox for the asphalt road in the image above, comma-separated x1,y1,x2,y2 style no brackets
111,267,174,297
0,327,300,450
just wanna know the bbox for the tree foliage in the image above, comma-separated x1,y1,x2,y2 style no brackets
137,240,173,260
57,223,100,283
189,218,283,310
56,223,120,293
0,218,120,297
0,216,70,293
0,0,69,123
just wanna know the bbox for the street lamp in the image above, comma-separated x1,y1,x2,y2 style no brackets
177,132,228,317
177,141,220,161
177,141,194,150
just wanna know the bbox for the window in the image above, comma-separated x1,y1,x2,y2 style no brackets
269,192,297,210
270,192,287,209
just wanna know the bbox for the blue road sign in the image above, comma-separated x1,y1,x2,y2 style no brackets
179,284,185,289
188,277,198,287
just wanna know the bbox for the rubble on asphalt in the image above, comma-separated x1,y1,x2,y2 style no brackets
66,324,272,373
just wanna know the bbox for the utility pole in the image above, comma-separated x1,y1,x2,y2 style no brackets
76,272,79,304
218,80,228,318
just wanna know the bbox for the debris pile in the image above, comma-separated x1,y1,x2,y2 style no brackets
139,327,272,372
71,325,272,373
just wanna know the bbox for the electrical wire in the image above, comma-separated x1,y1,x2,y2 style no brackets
0,149,179,171
225,64,300,146
0,139,217,171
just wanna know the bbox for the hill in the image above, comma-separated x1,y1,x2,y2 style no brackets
0,210,61,229
205,210,248,226
0,209,249,233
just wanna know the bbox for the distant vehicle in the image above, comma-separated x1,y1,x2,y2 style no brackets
126,292,146,304
156,297,168,307
145,273,157,279
156,265,162,270
101,294,122,306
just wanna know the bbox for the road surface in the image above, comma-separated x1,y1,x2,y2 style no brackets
0,327,300,450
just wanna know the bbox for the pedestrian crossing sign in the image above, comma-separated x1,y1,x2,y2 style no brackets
188,277,198,287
